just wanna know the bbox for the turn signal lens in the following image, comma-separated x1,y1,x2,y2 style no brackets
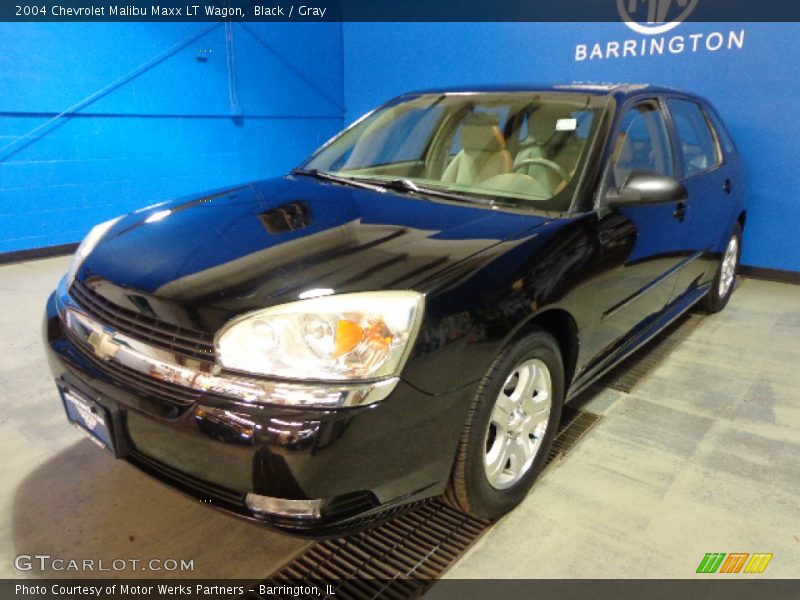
334,319,364,357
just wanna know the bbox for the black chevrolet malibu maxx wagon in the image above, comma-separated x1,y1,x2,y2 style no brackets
44,84,747,534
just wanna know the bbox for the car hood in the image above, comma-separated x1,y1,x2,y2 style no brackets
80,176,552,330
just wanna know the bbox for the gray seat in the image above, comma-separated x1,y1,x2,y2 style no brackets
513,106,576,196
442,113,512,185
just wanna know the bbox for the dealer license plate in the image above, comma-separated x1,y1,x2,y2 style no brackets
61,388,114,452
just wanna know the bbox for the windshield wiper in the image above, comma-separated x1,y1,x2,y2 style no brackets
351,176,495,206
378,178,420,193
291,168,386,192
293,170,496,206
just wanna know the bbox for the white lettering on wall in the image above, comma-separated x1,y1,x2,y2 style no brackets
574,30,745,61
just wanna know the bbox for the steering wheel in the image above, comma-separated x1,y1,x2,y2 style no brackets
513,158,569,183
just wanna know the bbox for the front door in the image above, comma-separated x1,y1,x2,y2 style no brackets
585,99,691,366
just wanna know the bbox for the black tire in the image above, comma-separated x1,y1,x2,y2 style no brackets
701,224,742,314
444,329,564,521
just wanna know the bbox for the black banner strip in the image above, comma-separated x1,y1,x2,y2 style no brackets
3,579,800,600
5,0,800,23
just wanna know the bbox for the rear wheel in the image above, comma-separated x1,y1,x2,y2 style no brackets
701,224,742,313
445,330,564,520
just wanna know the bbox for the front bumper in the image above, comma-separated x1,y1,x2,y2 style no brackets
43,285,475,536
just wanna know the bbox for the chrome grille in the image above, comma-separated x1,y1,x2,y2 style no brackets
65,327,203,407
69,279,215,363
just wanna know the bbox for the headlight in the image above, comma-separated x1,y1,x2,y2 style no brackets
216,292,424,381
65,216,122,286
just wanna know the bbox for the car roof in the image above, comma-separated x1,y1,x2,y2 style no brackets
404,83,703,103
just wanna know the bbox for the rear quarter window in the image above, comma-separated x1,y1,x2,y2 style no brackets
704,106,737,157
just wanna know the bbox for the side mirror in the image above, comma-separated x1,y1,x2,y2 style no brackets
606,172,688,207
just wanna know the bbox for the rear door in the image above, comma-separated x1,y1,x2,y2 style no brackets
665,97,737,300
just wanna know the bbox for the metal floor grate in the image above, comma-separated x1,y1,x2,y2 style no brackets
545,405,602,466
246,406,601,600
600,313,705,393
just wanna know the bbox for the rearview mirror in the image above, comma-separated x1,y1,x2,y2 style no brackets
606,172,688,207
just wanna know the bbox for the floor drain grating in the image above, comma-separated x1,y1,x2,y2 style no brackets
545,405,602,467
247,407,601,600
601,313,705,393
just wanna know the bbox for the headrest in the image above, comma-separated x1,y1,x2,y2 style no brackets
526,105,576,142
463,112,500,126
461,112,505,152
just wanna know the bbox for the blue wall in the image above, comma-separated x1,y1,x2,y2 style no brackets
343,22,800,272
0,23,344,253
3,22,799,272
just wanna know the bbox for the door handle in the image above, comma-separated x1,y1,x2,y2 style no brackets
723,179,732,194
673,202,687,222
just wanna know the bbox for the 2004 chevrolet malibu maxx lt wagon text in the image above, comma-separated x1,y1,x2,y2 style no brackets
44,84,747,535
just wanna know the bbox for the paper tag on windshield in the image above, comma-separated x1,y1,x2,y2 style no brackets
556,118,578,132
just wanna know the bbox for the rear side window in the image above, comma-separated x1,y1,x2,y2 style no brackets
667,99,721,178
705,107,736,156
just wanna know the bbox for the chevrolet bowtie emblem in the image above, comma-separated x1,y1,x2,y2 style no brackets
87,330,119,361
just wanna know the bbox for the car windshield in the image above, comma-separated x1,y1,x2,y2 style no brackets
301,92,610,212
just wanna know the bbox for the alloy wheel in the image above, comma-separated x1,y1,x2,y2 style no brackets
719,235,739,297
483,359,552,490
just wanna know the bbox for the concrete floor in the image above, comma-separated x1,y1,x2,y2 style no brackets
0,257,310,579
444,276,800,579
1,256,798,580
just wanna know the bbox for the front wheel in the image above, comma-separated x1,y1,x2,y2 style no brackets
444,330,564,520
701,224,742,313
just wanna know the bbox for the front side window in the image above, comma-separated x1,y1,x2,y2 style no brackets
611,101,674,188
667,98,722,178
302,92,610,212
